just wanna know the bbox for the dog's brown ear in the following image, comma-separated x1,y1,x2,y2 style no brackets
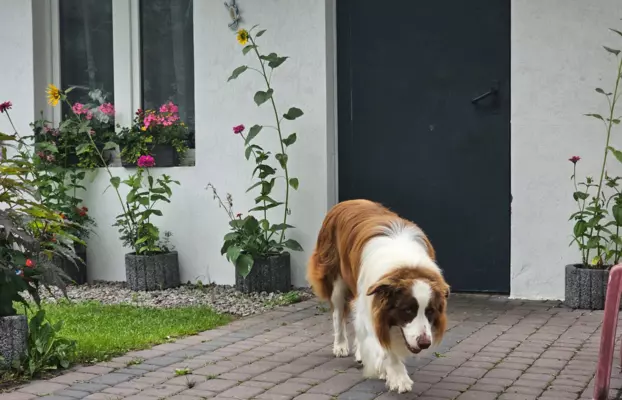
444,285,451,299
366,278,394,296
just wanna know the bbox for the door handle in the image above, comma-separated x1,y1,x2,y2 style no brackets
471,81,499,104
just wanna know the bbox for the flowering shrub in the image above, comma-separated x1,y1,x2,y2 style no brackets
117,103,189,165
36,87,117,168
208,25,303,277
569,28,622,267
0,101,78,317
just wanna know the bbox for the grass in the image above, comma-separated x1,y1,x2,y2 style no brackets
17,300,231,364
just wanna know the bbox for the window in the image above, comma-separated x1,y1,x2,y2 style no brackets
59,0,114,112
140,0,195,148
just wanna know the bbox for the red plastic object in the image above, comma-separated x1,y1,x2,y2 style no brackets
593,264,622,400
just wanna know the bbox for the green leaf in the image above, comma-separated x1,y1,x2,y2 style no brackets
254,195,278,204
289,178,299,190
235,254,254,278
245,125,263,145
276,153,288,169
254,89,274,106
271,223,294,231
242,45,257,55
282,133,297,147
574,220,588,237
110,177,121,189
585,113,604,120
103,141,117,150
611,28,622,37
604,46,621,56
246,181,262,193
226,246,242,263
243,217,260,233
573,191,589,201
595,88,610,95
256,29,267,37
228,65,248,82
614,205,622,226
249,202,282,212
283,107,304,120
75,143,90,155
245,146,253,160
260,53,288,68
283,239,303,252
609,146,622,164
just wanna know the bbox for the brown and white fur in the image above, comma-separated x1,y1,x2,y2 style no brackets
307,200,449,393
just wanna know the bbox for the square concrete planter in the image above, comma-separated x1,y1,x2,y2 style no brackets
0,315,28,369
564,264,622,310
121,144,180,168
125,251,180,291
235,253,291,294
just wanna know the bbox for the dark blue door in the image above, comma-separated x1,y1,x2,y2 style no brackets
337,0,511,293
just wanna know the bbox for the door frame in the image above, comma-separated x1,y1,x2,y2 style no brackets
333,0,512,294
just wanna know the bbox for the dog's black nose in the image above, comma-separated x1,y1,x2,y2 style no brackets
417,336,432,349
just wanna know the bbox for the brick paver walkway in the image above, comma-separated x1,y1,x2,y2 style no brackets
4,294,622,400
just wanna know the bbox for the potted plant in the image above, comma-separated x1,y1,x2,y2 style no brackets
566,27,622,310
0,101,77,369
207,25,304,294
36,86,116,168
28,124,96,284
117,103,189,167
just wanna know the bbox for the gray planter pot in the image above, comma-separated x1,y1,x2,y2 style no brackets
125,251,180,291
235,253,291,294
0,315,28,369
564,264,621,310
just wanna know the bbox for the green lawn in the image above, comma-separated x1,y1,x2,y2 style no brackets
19,301,231,364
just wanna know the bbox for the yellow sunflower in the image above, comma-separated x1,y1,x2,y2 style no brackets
46,84,61,107
237,29,249,45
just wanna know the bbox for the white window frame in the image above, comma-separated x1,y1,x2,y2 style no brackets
35,0,195,166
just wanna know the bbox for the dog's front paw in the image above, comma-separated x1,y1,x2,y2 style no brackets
354,347,362,363
385,372,413,393
333,342,349,358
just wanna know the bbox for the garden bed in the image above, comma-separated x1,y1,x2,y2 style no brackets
34,281,313,317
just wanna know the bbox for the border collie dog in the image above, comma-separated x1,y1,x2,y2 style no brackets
307,199,449,393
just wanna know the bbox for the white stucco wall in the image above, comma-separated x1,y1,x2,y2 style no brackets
511,0,622,299
0,0,34,136
80,0,336,286
6,0,622,299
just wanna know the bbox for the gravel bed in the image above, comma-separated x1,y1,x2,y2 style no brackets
35,282,315,317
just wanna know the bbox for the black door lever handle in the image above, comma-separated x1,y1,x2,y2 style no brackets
471,82,499,104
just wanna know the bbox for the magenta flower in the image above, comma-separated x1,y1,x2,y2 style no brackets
144,113,159,129
137,154,156,168
569,156,581,164
72,102,86,115
85,111,93,120
99,102,115,116
0,101,12,113
233,124,245,134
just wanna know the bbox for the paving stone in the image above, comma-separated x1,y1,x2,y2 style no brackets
217,385,265,399
65,384,110,394
20,382,68,395
88,373,133,386
194,379,238,392
49,373,98,385
76,366,115,375
51,390,91,399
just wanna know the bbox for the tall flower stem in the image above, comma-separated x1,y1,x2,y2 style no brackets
250,36,290,245
586,57,622,264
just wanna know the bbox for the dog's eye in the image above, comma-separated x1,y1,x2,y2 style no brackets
425,308,435,319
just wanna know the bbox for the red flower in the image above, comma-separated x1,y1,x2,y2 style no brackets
0,101,12,113
59,212,66,220
569,156,581,164
236,213,242,218
233,124,245,134
77,206,87,217
25,259,35,268
137,154,156,168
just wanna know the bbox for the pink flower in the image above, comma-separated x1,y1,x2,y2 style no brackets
569,156,581,164
85,111,93,120
46,154,55,162
233,124,245,134
72,102,85,115
159,101,179,114
137,154,156,168
0,101,12,113
143,113,159,128
99,102,115,116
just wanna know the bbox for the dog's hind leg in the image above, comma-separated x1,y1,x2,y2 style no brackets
331,277,349,357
